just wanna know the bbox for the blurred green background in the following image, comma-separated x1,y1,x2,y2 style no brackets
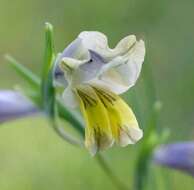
0,0,194,189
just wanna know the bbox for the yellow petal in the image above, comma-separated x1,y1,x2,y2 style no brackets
92,86,143,146
75,85,113,155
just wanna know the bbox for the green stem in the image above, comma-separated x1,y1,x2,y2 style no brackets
96,154,129,190
134,144,153,190
57,102,85,136
134,61,160,190
50,116,83,147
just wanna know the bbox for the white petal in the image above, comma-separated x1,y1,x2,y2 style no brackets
113,35,137,56
79,31,108,53
61,87,78,108
62,50,106,86
90,40,145,94
61,38,90,60
79,31,137,60
119,127,143,147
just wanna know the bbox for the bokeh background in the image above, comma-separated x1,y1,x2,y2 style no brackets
0,0,194,189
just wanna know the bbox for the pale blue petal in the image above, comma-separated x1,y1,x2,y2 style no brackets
0,90,38,122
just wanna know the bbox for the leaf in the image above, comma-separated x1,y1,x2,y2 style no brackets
42,22,55,79
41,22,56,117
41,22,85,135
5,54,40,87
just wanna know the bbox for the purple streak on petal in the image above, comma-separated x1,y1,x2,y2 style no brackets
153,142,194,176
78,50,106,81
88,49,106,63
61,38,83,58
0,90,39,123
68,50,107,85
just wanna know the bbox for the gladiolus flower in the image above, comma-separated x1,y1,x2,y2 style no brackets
53,31,145,155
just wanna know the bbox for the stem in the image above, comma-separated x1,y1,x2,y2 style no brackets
50,117,84,147
96,154,129,190
57,102,85,136
134,145,152,190
134,61,160,190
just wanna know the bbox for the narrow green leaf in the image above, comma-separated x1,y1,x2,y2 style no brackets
41,22,55,116
42,22,55,79
5,54,40,87
41,22,84,141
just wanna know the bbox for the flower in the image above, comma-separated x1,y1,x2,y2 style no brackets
53,31,145,155
0,90,38,123
153,142,194,177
